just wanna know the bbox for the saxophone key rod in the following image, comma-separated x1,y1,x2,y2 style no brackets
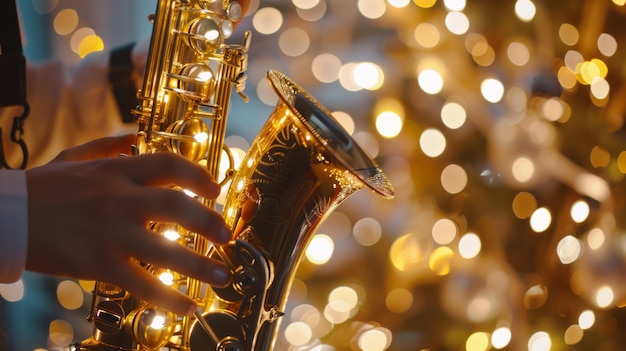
193,310,220,345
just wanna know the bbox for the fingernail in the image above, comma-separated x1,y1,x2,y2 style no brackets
212,266,232,287
217,225,232,244
186,302,198,316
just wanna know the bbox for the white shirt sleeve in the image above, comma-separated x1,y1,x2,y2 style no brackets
0,170,27,283
0,41,148,282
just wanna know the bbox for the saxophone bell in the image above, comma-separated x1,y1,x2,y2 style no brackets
192,70,394,351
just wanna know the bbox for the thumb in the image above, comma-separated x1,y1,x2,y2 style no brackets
55,134,136,162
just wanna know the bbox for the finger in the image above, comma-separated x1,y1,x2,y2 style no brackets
123,153,221,199
137,188,232,244
114,262,198,316
56,134,136,161
129,230,231,287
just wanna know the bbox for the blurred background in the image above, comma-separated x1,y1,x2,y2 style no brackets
3,0,626,350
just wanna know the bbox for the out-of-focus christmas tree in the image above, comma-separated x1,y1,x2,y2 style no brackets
251,0,626,350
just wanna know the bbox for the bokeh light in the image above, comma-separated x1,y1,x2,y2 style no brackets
53,9,79,35
419,128,446,157
306,234,335,264
252,7,283,34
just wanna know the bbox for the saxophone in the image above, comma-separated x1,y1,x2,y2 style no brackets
74,1,394,350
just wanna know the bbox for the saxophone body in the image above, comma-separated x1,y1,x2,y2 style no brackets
74,1,394,350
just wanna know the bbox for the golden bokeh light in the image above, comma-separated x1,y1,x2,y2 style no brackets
556,235,582,264
507,41,530,66
564,324,584,345
295,0,327,21
524,284,548,310
578,309,595,330
388,0,412,8
491,326,512,349
514,0,537,22
595,285,615,308
441,101,467,129
564,50,584,71
53,9,78,35
558,65,578,90
311,53,342,83
413,0,437,8
385,288,413,313
475,49,496,70
49,319,73,348
353,62,384,90
432,218,458,245
284,321,313,346
597,33,617,56
56,280,84,310
445,11,470,35
69,27,95,53
466,331,490,351
570,200,590,223
559,23,579,46
529,207,552,233
278,27,310,57
324,299,351,324
77,34,104,58
292,0,320,10
586,227,606,250
390,233,424,272
78,280,95,293
414,23,441,48
353,217,383,246
358,0,387,19
306,234,335,264
444,0,467,11
417,69,444,94
338,62,363,91
480,78,505,103
590,76,610,100
375,111,403,138
252,7,283,34
512,191,537,219
441,163,467,194
358,328,391,351
458,232,481,259
528,331,551,351
575,59,608,85
419,128,446,157
329,286,360,311
539,97,566,122
511,156,535,183
429,246,454,276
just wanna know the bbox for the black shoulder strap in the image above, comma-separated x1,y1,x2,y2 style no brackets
109,43,138,124
0,0,29,169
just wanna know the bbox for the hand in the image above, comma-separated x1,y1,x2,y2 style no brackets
25,134,232,316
